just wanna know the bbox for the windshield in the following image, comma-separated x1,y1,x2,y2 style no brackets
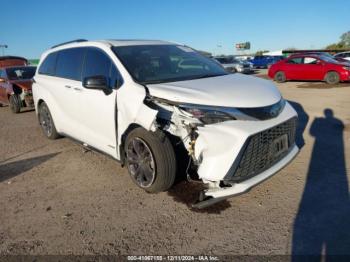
112,45,227,84
6,66,36,80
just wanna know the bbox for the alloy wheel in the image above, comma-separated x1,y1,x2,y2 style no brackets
126,137,156,188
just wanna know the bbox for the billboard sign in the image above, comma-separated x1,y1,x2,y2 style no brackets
236,42,251,50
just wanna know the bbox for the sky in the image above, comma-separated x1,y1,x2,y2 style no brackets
1,0,349,58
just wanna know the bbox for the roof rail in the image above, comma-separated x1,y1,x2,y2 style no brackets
51,39,88,49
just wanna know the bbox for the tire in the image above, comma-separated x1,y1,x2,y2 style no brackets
38,102,60,140
325,71,340,84
274,71,286,83
125,127,176,193
9,95,21,113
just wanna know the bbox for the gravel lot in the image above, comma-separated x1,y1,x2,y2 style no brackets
0,73,350,257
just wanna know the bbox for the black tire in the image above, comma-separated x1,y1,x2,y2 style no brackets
9,95,21,113
325,71,340,84
125,127,176,193
38,102,60,140
274,71,286,83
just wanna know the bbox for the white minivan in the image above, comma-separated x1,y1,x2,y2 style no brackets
33,39,299,208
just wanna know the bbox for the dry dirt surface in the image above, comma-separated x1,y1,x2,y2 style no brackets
0,77,350,259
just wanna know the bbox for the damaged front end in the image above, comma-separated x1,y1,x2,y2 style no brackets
146,95,299,209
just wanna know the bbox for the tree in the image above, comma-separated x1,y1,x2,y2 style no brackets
340,31,350,47
325,31,350,49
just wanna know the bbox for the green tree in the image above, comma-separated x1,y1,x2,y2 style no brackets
340,31,350,47
325,30,350,49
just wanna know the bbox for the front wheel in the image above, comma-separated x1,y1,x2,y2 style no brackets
274,71,286,83
125,128,176,193
325,71,340,84
9,94,21,113
38,102,60,140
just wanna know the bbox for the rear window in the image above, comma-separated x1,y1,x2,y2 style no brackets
6,66,36,80
55,48,85,81
38,52,58,75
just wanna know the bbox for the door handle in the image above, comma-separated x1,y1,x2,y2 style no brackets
65,85,71,89
73,87,82,91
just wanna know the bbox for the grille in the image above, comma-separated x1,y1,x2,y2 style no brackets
227,117,297,182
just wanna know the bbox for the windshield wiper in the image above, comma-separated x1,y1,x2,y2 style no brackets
194,73,227,79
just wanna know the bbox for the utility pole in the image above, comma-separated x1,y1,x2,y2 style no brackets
0,44,8,56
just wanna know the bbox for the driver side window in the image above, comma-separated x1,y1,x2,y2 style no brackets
82,48,122,89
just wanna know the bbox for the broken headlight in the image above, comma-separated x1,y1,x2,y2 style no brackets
178,105,237,124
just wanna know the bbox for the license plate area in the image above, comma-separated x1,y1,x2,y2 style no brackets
270,134,288,159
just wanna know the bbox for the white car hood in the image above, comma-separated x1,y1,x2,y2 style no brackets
146,73,281,108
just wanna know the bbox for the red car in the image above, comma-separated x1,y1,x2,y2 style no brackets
268,54,350,84
0,56,28,67
0,66,36,113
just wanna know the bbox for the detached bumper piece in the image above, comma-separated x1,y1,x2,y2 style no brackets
193,118,298,209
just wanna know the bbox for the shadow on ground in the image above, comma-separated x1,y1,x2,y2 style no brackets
288,100,309,149
296,82,350,89
292,109,350,260
0,153,60,183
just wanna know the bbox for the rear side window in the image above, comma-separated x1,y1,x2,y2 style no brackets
56,48,85,81
82,48,122,88
38,52,58,75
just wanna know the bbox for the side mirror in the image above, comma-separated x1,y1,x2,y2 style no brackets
83,76,112,95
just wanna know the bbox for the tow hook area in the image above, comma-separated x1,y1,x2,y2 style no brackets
192,192,229,209
192,182,234,209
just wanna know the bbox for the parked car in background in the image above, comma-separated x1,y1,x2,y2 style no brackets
298,51,350,64
0,66,36,113
334,51,350,62
33,39,298,208
268,54,350,84
249,55,284,68
0,56,28,68
215,56,251,73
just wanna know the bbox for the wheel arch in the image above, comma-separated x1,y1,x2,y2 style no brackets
119,123,143,165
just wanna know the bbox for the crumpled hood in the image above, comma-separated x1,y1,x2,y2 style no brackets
9,80,33,90
147,74,281,108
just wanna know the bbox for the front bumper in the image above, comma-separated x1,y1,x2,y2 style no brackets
237,67,251,73
193,144,299,208
191,102,298,208
194,102,298,182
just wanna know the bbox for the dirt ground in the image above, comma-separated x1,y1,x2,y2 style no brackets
0,74,350,258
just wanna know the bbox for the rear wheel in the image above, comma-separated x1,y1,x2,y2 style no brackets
325,71,340,84
9,94,21,113
274,71,286,83
125,128,176,193
38,102,60,140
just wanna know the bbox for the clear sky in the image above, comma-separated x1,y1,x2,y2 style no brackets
1,0,349,58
